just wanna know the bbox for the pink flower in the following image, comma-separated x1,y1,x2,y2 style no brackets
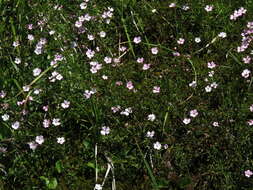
204,5,213,12
126,81,134,90
151,47,158,54
133,36,141,44
142,64,151,70
152,86,160,93
245,170,253,178
177,38,185,45
242,69,251,78
189,109,198,118
207,61,216,69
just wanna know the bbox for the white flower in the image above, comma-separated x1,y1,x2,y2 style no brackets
212,122,219,127
11,121,20,130
104,56,112,64
28,141,38,150
87,34,95,41
177,38,185,44
183,118,191,125
242,69,251,78
86,49,95,59
80,2,87,9
189,81,197,88
100,126,110,135
61,100,70,109
195,37,201,43
99,31,106,38
204,5,213,12
142,64,150,70
218,32,227,38
35,135,44,145
152,86,160,93
146,131,155,138
57,137,65,144
245,170,253,178
52,118,61,126
14,57,21,64
151,47,158,55
133,36,141,44
2,114,9,121
33,68,41,76
207,61,216,69
205,85,212,92
27,34,34,41
189,109,198,118
153,141,162,150
147,114,156,121
23,85,30,92
95,184,103,190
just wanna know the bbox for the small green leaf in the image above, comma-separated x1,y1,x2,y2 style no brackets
55,160,62,173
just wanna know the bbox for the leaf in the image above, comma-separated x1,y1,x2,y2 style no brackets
48,178,58,189
87,162,95,169
55,160,62,173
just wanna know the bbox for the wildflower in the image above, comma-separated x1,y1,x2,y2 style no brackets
195,37,201,43
75,20,82,28
189,109,198,118
177,38,185,45
49,30,55,35
147,114,156,121
243,56,251,64
169,3,176,8
28,141,38,150
52,118,61,126
153,141,162,150
102,75,108,80
183,118,191,125
35,135,44,145
33,68,41,76
13,41,20,47
182,5,190,11
218,32,227,38
43,105,49,112
230,7,247,20
146,131,155,138
205,85,212,92
189,81,197,88
204,5,213,12
57,137,65,144
14,57,21,64
151,47,158,55
133,36,141,44
249,104,253,112
242,69,251,78
87,34,94,41
80,2,87,9
120,108,132,116
84,89,96,99
104,56,112,64
43,119,50,128
27,34,34,41
23,85,30,92
207,61,216,69
245,170,253,178
212,122,219,127
101,126,110,135
143,64,151,70
164,144,169,149
86,49,95,59
153,86,160,93
247,120,253,126
126,81,134,90
0,91,6,98
111,105,121,113
211,82,218,89
95,184,102,190
137,57,144,63
61,100,70,109
99,31,106,38
11,121,20,130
